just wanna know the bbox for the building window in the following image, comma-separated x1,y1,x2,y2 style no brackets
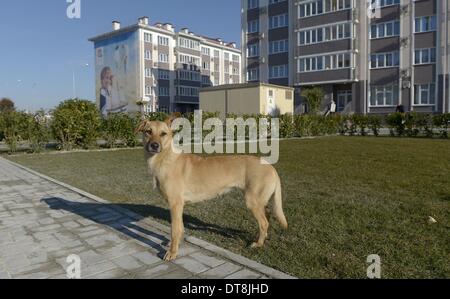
214,50,220,58
270,0,287,4
158,36,169,46
370,85,399,107
202,60,210,70
144,103,153,114
202,76,211,85
179,37,200,50
158,69,170,80
299,22,351,45
299,0,352,19
159,53,169,63
232,54,240,62
201,47,210,56
337,90,352,112
178,70,201,81
269,14,288,29
144,50,152,61
179,54,200,66
269,39,288,54
415,16,437,33
370,0,400,9
298,52,352,72
370,20,400,39
248,19,260,33
159,106,169,113
145,85,152,96
370,52,400,69
144,33,152,43
247,68,259,81
247,43,260,57
178,86,199,97
145,68,152,78
414,48,436,65
269,65,288,78
158,86,169,97
414,83,436,105
248,0,259,9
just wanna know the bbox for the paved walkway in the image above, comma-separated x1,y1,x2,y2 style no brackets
0,157,293,279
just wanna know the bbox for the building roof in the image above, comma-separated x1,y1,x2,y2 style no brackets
88,21,240,53
200,82,295,92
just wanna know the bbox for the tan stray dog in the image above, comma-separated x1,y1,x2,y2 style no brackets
136,115,288,261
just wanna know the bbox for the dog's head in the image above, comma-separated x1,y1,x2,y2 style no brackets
135,113,181,155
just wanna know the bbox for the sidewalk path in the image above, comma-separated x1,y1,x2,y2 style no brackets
0,157,294,279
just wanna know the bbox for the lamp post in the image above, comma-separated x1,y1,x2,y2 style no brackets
71,63,90,98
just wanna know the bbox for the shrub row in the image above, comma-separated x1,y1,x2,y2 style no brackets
1,99,449,153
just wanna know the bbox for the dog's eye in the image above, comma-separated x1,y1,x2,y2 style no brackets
145,130,152,135
160,132,167,137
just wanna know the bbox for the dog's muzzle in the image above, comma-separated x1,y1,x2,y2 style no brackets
146,142,162,154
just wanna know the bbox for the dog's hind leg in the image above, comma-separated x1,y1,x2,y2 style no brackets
246,192,269,248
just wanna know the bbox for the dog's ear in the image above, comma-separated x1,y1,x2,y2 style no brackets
164,113,182,128
135,120,149,135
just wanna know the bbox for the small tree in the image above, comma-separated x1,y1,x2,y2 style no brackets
101,113,138,148
20,110,50,153
0,98,15,113
1,111,24,153
301,87,324,114
51,99,101,150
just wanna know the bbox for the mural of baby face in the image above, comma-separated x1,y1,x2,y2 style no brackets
101,68,114,90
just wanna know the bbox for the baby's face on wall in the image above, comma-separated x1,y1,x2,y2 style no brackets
102,70,113,89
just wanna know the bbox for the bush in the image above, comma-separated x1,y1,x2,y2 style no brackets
20,110,51,153
342,115,357,136
0,113,4,142
416,114,434,138
386,112,405,137
301,87,324,114
279,114,295,138
0,111,26,153
433,113,450,139
404,112,420,137
101,113,139,148
368,115,382,137
293,115,340,137
352,114,369,136
51,99,101,150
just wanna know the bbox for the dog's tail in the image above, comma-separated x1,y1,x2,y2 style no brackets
273,174,288,229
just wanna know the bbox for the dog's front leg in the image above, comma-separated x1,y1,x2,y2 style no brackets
164,200,184,261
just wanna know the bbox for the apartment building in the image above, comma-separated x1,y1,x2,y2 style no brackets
241,0,450,114
89,17,242,115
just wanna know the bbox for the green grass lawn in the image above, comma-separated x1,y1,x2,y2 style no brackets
6,136,450,278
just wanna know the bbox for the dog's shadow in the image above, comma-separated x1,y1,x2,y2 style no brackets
40,197,246,258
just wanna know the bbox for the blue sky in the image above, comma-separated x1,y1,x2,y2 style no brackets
0,0,241,111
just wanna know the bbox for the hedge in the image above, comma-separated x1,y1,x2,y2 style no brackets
1,100,449,154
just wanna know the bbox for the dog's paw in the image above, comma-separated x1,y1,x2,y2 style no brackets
250,242,264,249
163,250,178,261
